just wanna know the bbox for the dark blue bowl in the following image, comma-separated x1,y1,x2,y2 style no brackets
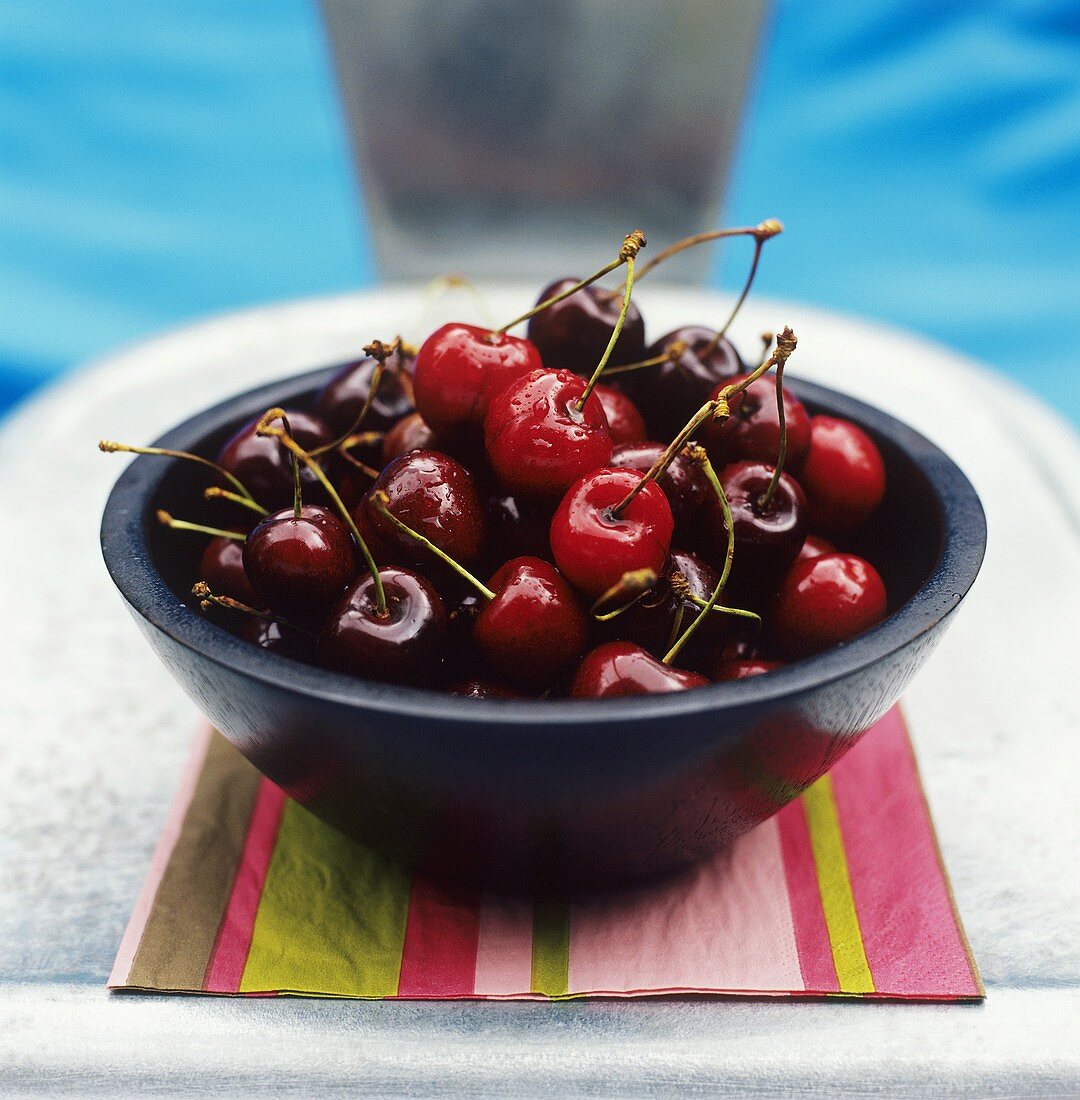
100,366,985,891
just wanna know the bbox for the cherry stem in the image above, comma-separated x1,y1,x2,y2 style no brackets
589,568,658,622
370,491,496,601
493,230,646,335
203,487,269,516
255,408,386,616
309,337,401,457
600,340,687,377
757,358,788,511
191,581,314,637
338,447,381,481
98,441,261,506
663,446,736,664
576,252,638,410
278,412,302,520
634,219,781,283
156,510,246,541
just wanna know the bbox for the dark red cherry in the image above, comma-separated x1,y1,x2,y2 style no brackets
611,441,712,542
798,416,887,533
359,449,485,565
382,412,437,463
413,323,542,440
217,409,335,511
705,374,810,469
594,384,647,445
473,557,588,690
241,616,312,660
771,553,887,658
450,679,523,699
200,536,259,606
549,467,674,599
713,658,784,681
314,346,416,435
485,491,553,563
714,461,808,587
570,642,709,697
317,567,447,684
795,533,837,564
525,277,645,376
484,368,613,498
619,325,743,438
243,504,355,624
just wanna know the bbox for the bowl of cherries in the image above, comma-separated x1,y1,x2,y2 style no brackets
100,223,985,889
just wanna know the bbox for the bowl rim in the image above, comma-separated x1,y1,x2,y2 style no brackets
100,363,987,727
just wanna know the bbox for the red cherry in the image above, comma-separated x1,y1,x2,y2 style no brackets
315,345,415,435
712,658,784,681
706,374,810,468
611,441,712,542
217,409,335,511
317,567,447,685
550,467,674,599
620,325,743,438
240,616,312,660
484,368,613,498
570,641,709,697
795,533,837,564
243,504,355,624
200,536,259,606
593,384,647,444
526,277,645,376
382,412,437,463
473,557,588,690
798,416,887,533
771,553,887,658
413,323,542,440
359,449,485,566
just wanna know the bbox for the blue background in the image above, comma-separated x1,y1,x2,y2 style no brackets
2,1,1078,422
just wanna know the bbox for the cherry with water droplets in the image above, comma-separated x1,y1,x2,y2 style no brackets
611,440,712,542
570,641,709,697
798,415,887,533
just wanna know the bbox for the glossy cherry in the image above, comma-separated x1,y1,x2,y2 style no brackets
795,533,837,564
473,557,589,690
594,384,647,445
798,415,887,533
611,441,712,542
570,642,709,697
240,616,312,660
705,373,810,469
714,460,808,587
619,325,743,439
199,536,259,606
771,553,887,659
550,467,674,599
412,322,542,440
315,345,416,435
317,566,447,684
243,504,355,624
217,409,336,511
525,277,645,376
358,449,485,566
382,412,437,463
484,368,613,498
712,657,784,681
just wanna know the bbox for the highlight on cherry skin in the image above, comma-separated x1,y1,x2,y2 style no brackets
101,219,899,698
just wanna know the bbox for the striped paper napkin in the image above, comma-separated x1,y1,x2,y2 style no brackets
110,706,981,1000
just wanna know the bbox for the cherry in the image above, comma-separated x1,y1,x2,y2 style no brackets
525,278,645,376
798,416,887,533
315,345,415,436
217,409,336,511
485,491,553,563
317,567,447,685
619,325,743,439
358,450,485,566
611,441,712,542
705,373,810,469
570,642,709,697
550,467,674,599
795,532,837,564
200,535,259,606
241,616,312,660
473,557,589,689
713,657,784,681
412,323,542,440
243,504,355,624
714,461,808,588
450,679,522,699
771,553,887,658
484,368,612,497
594,383,647,445
382,412,437,463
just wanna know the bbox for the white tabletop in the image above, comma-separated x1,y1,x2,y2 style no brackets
1,285,1078,1097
